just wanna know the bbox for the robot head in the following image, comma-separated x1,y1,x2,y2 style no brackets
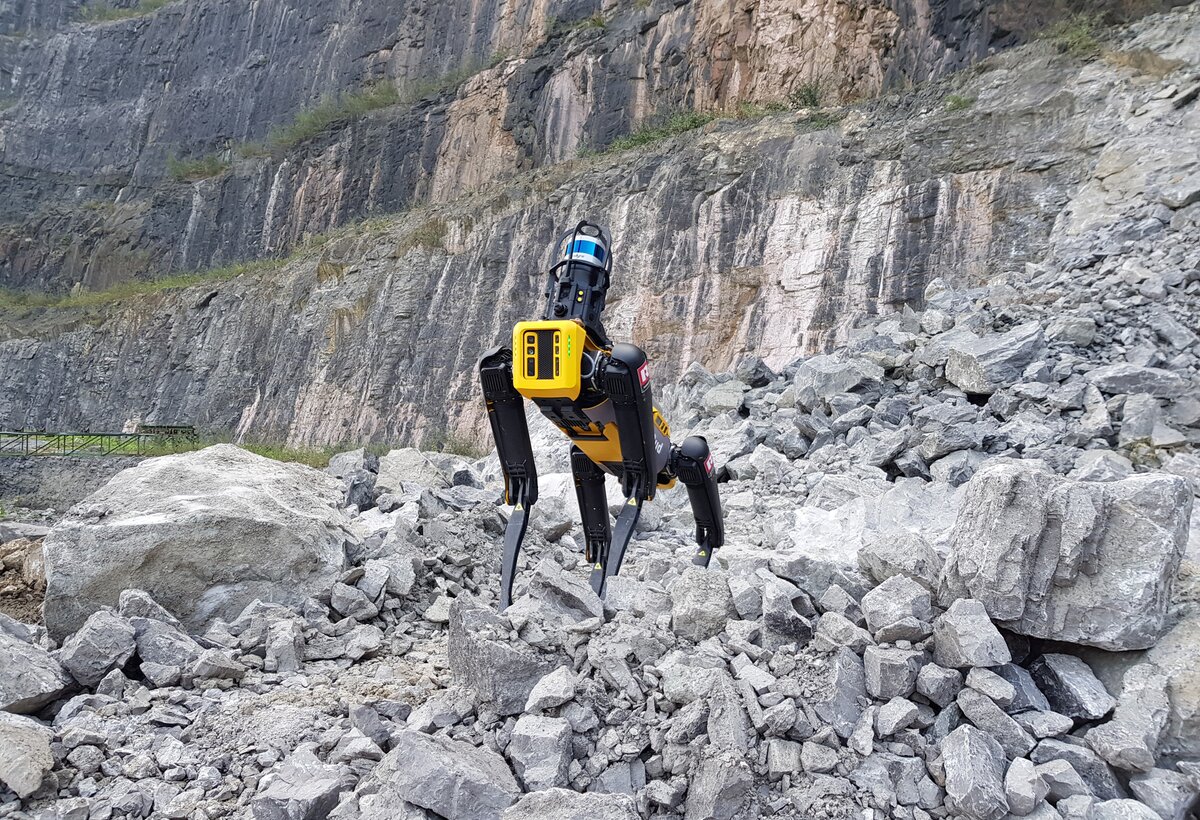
542,221,613,346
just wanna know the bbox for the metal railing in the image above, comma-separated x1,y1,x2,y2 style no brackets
0,426,198,458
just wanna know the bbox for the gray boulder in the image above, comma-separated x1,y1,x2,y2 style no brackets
0,631,71,713
1129,768,1198,820
1089,799,1165,820
669,567,735,643
42,445,354,640
1085,664,1170,772
684,749,753,820
0,711,53,798
507,715,571,790
1005,757,1049,817
252,748,355,820
1029,654,1115,721
858,531,944,589
1085,364,1190,398
942,725,1010,820
348,729,520,820
502,789,638,820
861,574,932,634
448,599,559,715
375,448,450,493
792,355,884,408
932,599,1011,668
58,609,136,687
812,647,866,738
944,323,1045,395
939,462,1192,651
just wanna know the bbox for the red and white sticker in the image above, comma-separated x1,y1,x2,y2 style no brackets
704,453,715,475
637,362,650,388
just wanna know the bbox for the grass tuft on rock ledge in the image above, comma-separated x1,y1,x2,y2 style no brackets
1042,13,1106,59
167,153,231,182
605,112,719,153
0,259,277,311
78,0,171,22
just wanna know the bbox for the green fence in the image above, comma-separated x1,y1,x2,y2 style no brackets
0,426,198,457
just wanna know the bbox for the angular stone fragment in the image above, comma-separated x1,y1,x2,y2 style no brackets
792,356,884,408
1014,710,1074,739
348,729,520,820
912,663,961,713
502,788,638,820
875,697,918,736
760,577,814,649
766,738,801,779
1036,759,1092,801
1089,799,1165,820
812,647,866,739
252,748,355,820
1128,768,1198,820
508,715,571,790
942,725,1010,820
58,609,137,688
864,645,925,699
669,567,735,642
1029,654,1115,721
814,612,873,652
858,531,944,590
1085,664,1170,773
0,631,71,713
133,617,205,670
945,323,1045,395
939,463,1192,651
967,667,1017,708
933,599,1011,668
448,600,559,715
1085,364,1190,398
861,575,933,634
265,620,304,675
1031,740,1126,800
0,711,53,798
1005,757,1049,817
993,664,1051,714
684,749,753,820
957,687,1035,759
801,740,839,774
524,666,576,713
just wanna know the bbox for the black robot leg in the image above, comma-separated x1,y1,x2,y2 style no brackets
479,346,538,610
587,343,656,596
571,446,611,566
672,436,725,568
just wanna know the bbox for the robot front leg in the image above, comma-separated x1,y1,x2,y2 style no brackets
589,343,656,596
479,347,538,610
571,446,610,566
672,436,725,568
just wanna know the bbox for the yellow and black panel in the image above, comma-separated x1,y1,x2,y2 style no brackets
511,320,587,400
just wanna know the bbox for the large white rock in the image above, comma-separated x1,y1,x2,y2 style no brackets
0,711,53,798
944,323,1045,395
0,631,71,713
42,445,354,640
939,462,1192,651
375,447,451,493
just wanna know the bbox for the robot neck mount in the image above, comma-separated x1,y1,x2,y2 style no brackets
543,221,612,347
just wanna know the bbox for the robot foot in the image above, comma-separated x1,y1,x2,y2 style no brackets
588,493,643,598
499,502,530,610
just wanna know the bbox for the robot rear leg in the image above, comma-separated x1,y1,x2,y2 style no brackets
571,446,610,566
672,436,725,568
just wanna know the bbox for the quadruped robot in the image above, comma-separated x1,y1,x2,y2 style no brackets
479,220,725,609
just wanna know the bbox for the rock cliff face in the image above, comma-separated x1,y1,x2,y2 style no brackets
0,1,1197,448
0,0,1139,293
